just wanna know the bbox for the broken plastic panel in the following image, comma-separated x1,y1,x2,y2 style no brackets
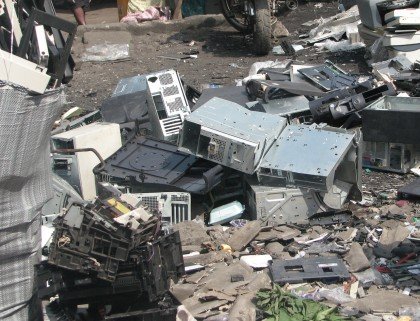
363,141,420,174
362,96,420,145
48,198,160,282
17,8,77,87
258,96,312,122
39,231,184,304
208,200,245,225
41,173,84,227
145,69,190,142
51,110,102,136
246,79,325,102
120,192,191,226
101,75,149,124
310,83,395,124
371,56,414,81
194,86,251,110
96,134,224,195
298,64,358,91
0,48,51,94
398,178,420,199
258,124,362,202
30,25,49,67
245,176,334,226
102,90,149,124
178,97,287,174
270,257,350,284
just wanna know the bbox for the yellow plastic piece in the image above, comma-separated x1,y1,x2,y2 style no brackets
106,198,131,214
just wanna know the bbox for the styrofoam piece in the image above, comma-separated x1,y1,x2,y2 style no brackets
387,16,420,27
384,9,420,23
184,265,205,273
41,225,54,248
240,254,273,269
209,201,245,225
388,48,420,61
411,165,420,176
383,30,420,48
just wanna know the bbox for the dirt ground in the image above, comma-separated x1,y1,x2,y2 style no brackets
60,0,369,110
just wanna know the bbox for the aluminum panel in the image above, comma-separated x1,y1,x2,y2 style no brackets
178,97,287,174
259,124,356,192
245,176,330,225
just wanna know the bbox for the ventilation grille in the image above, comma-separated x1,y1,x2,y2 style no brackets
171,194,189,202
139,196,159,211
161,115,183,136
136,193,191,225
171,204,189,224
163,85,179,97
166,97,185,113
159,73,173,85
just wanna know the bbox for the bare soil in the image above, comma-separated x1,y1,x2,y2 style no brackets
61,0,369,110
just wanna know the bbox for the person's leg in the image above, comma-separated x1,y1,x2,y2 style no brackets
73,6,86,25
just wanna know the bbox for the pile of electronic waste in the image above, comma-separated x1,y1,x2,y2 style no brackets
40,175,185,320
41,62,420,319
0,0,76,94
48,64,420,225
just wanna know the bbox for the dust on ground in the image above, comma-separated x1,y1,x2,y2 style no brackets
61,0,368,110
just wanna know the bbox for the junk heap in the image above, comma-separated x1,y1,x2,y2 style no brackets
42,62,420,319
1,0,420,320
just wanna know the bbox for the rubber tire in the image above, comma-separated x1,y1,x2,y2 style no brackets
253,0,272,56
220,0,253,34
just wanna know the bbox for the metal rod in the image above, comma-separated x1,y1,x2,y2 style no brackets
51,148,105,174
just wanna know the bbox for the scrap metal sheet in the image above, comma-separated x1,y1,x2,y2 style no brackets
259,124,355,191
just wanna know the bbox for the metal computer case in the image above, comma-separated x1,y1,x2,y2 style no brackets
121,192,191,226
52,123,122,200
245,176,331,225
145,69,190,142
258,124,362,203
178,97,287,174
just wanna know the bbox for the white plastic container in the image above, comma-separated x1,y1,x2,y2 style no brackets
209,201,245,225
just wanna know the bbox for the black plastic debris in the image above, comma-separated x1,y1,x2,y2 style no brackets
270,257,350,285
398,178,420,199
96,134,224,195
